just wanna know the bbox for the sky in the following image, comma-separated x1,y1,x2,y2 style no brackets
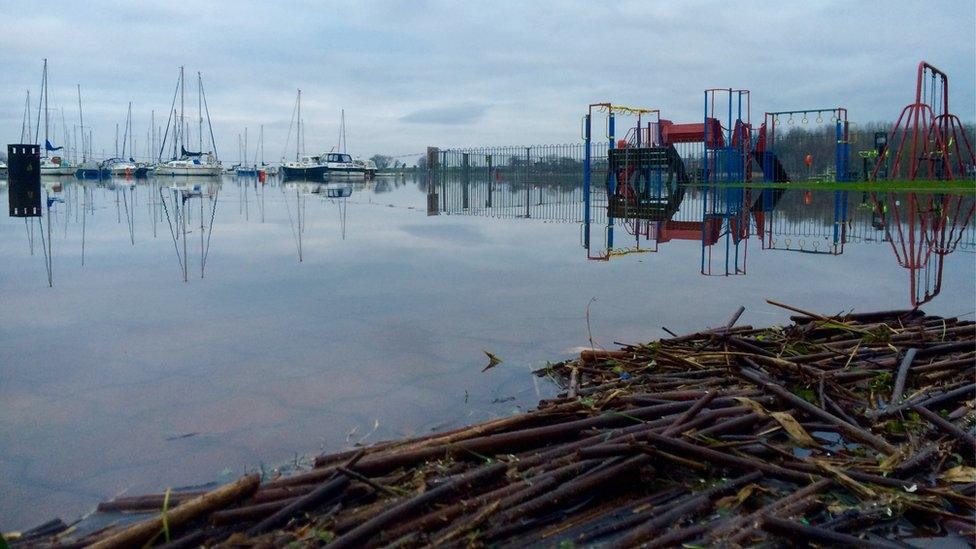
1,0,974,164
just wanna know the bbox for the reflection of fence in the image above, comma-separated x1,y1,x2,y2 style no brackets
430,144,608,222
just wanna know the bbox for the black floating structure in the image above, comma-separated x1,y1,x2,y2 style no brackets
8,144,41,217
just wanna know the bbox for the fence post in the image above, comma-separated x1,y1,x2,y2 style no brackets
525,146,531,218
487,154,493,208
607,112,615,249
462,152,470,210
583,116,591,248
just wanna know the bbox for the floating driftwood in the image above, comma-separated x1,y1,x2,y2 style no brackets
10,302,975,547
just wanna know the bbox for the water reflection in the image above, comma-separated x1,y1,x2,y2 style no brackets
870,193,975,306
433,177,975,306
0,171,973,530
4,176,373,283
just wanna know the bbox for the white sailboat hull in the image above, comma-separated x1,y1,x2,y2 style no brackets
155,163,222,177
41,165,76,176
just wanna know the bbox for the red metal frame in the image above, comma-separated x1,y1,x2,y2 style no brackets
871,193,975,306
873,61,976,181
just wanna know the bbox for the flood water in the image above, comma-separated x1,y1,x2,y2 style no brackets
1,174,974,529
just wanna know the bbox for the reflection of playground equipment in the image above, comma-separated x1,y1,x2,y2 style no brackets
701,186,751,275
758,107,850,182
873,61,976,181
581,94,755,273
871,193,975,306
699,89,753,275
583,103,665,251
757,190,850,255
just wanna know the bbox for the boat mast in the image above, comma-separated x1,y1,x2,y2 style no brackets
77,85,86,163
296,89,302,161
199,72,218,160
179,65,185,157
244,127,248,167
260,125,264,164
36,59,49,154
338,108,345,154
21,90,32,143
61,107,68,161
44,60,49,157
197,71,203,153
121,102,131,159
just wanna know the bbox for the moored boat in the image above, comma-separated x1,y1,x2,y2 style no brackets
155,68,222,177
281,155,328,181
156,155,222,177
40,155,75,176
75,160,110,179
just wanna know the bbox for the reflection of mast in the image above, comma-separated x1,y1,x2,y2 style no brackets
159,183,220,282
872,193,974,306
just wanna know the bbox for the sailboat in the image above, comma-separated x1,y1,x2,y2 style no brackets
155,68,222,177
235,127,258,176
36,59,74,176
324,109,368,181
74,84,110,179
280,90,327,181
256,125,278,176
106,102,148,178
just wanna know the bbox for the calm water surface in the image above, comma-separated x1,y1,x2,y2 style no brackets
0,175,973,529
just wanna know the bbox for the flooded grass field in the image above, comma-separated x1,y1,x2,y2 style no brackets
1,174,974,529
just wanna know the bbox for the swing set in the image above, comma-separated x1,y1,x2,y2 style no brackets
872,61,976,181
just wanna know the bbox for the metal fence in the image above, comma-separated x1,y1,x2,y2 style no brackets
428,144,605,222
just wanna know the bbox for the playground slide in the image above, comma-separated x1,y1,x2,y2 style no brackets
666,145,691,185
753,150,790,183
750,151,788,215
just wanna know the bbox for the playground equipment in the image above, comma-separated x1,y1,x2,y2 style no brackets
580,94,756,273
698,89,753,275
703,89,752,184
873,61,976,181
757,108,850,182
582,103,667,252
871,193,975,306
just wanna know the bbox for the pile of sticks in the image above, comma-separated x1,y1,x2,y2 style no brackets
14,302,975,547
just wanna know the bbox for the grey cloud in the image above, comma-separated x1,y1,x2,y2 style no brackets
0,0,973,160
400,104,489,125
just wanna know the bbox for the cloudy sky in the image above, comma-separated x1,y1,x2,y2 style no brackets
1,0,973,163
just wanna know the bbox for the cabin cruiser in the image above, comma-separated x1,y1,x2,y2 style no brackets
282,155,328,181
322,153,367,179
282,152,368,181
